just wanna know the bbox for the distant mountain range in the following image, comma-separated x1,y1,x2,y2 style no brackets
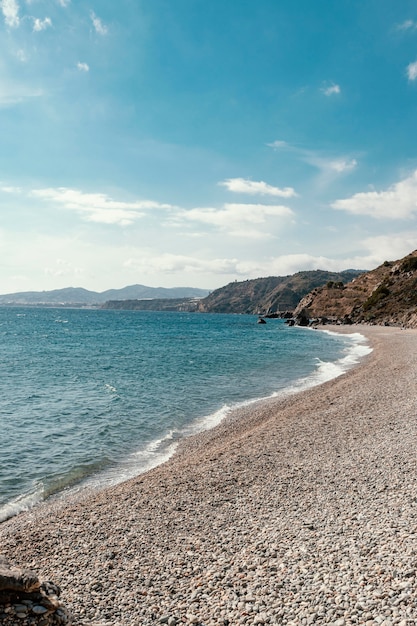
1,270,365,312
3,253,416,326
0,285,210,306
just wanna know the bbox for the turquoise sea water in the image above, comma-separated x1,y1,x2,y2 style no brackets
0,308,371,522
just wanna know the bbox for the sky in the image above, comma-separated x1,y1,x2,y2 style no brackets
1,0,417,293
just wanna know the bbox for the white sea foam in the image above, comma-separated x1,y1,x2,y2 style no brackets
61,431,179,497
0,484,44,523
281,330,372,395
43,330,374,504
0,326,372,522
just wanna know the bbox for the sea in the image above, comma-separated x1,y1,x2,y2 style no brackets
0,307,372,523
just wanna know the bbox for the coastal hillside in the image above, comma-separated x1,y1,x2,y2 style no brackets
294,249,417,327
197,270,363,315
0,285,210,306
101,298,201,312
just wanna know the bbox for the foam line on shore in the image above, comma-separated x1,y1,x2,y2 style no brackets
0,326,370,523
0,327,371,522
2,326,417,625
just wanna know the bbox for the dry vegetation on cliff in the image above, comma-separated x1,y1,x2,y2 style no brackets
198,270,362,315
294,250,417,328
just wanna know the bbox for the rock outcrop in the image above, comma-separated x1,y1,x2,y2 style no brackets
293,250,417,328
0,556,71,625
197,270,363,315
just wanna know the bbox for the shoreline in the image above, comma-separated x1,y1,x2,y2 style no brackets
2,325,417,625
0,323,368,525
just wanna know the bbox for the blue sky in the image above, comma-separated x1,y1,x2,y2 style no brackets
1,0,417,293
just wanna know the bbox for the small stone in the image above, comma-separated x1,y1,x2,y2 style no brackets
32,605,48,615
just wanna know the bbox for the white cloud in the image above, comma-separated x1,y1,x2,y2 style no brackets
266,140,288,150
303,154,357,179
77,62,89,72
1,0,19,27
31,187,173,226
33,16,52,32
326,158,357,173
124,253,242,276
397,19,417,31
0,184,21,193
91,11,107,35
220,178,297,198
321,83,341,96
44,258,83,279
57,0,70,6
0,82,43,106
267,140,357,179
332,169,417,219
361,232,417,262
175,203,295,238
223,233,417,278
15,48,28,62
407,60,417,81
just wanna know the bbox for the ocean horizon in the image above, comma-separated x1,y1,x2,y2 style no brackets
0,307,371,523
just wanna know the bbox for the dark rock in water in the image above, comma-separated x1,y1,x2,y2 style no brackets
294,308,310,326
257,318,267,324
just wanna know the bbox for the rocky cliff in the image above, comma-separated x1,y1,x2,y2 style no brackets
294,250,417,328
197,270,363,315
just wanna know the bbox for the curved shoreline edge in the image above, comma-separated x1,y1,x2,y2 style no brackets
0,324,368,524
1,325,417,625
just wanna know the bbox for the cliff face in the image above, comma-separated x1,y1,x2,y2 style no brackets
197,270,363,315
294,250,417,328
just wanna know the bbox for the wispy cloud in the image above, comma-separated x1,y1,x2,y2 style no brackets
332,169,417,219
33,17,52,32
0,81,43,106
1,0,19,27
361,232,417,261
0,184,22,193
31,187,173,226
220,178,297,198
77,62,89,72
15,48,28,62
175,203,294,238
124,253,242,276
91,11,108,35
240,235,417,277
407,60,417,81
321,83,341,96
56,0,70,6
308,156,357,173
266,140,289,150
397,19,417,31
267,139,357,180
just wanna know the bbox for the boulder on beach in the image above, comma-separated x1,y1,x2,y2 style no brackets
0,555,71,625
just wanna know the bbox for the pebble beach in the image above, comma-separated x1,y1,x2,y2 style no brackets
1,325,417,626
